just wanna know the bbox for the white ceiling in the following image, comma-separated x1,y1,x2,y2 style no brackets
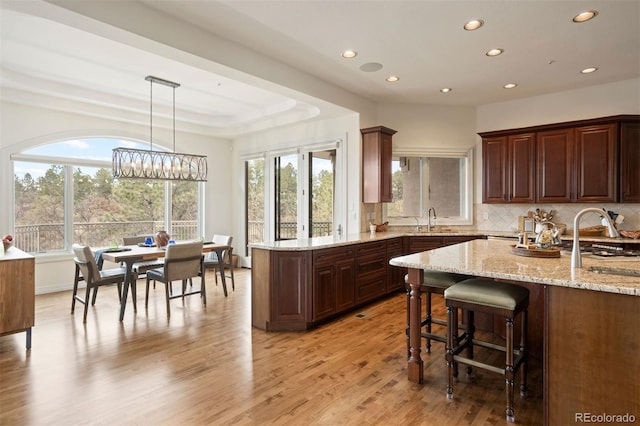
1,0,639,137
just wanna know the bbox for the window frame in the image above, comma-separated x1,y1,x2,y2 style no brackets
383,147,474,227
10,138,205,256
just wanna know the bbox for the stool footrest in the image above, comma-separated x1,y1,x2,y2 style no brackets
453,355,505,375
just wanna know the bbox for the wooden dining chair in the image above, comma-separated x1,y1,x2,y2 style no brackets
145,241,205,316
71,244,127,323
203,234,235,297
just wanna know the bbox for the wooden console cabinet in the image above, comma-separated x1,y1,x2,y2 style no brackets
0,247,35,349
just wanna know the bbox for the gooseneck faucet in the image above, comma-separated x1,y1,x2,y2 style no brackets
427,207,437,232
571,208,620,268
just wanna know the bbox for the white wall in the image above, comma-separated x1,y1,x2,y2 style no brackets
0,97,232,294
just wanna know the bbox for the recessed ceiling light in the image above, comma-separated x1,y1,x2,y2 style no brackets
341,50,358,59
440,88,452,93
573,10,598,23
581,67,598,74
464,19,484,31
360,62,383,72
503,83,517,89
386,75,400,82
486,48,504,57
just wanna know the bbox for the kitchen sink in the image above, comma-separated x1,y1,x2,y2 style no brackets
588,266,640,277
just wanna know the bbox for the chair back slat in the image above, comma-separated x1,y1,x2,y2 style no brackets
123,235,151,245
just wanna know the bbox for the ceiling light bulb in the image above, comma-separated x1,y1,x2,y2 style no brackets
342,50,357,59
386,76,399,82
486,48,504,57
440,88,452,93
464,19,484,31
581,67,598,74
503,83,517,89
573,10,598,23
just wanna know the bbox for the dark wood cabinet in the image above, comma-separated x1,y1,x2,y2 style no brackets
361,126,396,203
312,246,355,321
620,121,640,202
574,123,618,202
482,133,535,203
480,115,639,204
386,238,405,292
536,128,574,203
355,241,387,303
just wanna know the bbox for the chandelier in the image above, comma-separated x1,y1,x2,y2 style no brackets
112,76,208,181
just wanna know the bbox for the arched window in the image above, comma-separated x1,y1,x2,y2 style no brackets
12,138,202,253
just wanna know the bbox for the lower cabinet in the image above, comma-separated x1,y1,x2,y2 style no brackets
251,235,483,331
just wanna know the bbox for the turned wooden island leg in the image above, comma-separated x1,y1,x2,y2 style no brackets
407,267,424,383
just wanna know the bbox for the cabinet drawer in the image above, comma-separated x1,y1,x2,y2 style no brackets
442,236,483,247
408,237,443,253
356,274,386,303
356,241,387,257
356,254,386,277
386,238,403,252
313,246,355,266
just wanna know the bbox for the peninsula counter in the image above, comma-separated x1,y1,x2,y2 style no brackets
389,238,639,425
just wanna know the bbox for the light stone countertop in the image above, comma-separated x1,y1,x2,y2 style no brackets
389,239,640,297
250,230,639,251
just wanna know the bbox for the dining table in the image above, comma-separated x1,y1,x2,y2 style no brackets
99,242,230,321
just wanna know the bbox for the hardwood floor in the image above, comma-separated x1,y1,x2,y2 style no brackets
0,269,543,425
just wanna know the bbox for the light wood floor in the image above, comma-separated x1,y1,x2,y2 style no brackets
0,269,543,425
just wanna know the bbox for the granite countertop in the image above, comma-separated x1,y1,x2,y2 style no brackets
250,229,639,251
389,239,640,297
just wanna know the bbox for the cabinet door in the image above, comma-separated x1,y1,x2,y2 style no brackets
408,236,443,253
312,264,335,321
508,133,536,203
482,136,508,203
386,238,405,292
335,259,356,311
620,122,640,202
536,129,574,202
361,126,396,203
574,123,617,202
271,251,309,325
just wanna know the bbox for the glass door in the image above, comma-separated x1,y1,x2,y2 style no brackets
308,149,335,237
274,153,298,241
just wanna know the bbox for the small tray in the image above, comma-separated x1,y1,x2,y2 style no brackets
138,243,157,247
511,245,561,258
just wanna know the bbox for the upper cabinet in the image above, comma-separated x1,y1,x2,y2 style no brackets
482,133,535,203
620,121,640,203
361,126,396,203
480,115,639,204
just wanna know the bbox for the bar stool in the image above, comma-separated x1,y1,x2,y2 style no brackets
404,271,468,357
444,279,529,423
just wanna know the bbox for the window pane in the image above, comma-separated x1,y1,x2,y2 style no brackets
172,180,198,240
246,158,265,255
388,157,421,217
275,154,298,240
429,158,461,217
14,162,65,253
309,149,335,237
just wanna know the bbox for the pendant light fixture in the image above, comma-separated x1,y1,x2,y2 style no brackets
112,75,208,181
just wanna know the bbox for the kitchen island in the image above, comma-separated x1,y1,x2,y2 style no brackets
390,238,639,425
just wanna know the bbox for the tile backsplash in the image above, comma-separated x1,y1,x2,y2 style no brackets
475,203,640,233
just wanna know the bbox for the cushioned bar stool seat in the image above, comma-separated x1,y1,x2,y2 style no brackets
444,279,529,423
404,271,469,357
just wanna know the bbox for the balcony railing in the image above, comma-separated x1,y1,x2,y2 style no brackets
14,221,198,253
15,220,333,254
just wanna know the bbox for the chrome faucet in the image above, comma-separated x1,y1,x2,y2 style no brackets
413,216,420,232
427,207,437,232
571,208,620,268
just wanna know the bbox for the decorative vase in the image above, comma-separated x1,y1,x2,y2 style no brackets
155,230,170,247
